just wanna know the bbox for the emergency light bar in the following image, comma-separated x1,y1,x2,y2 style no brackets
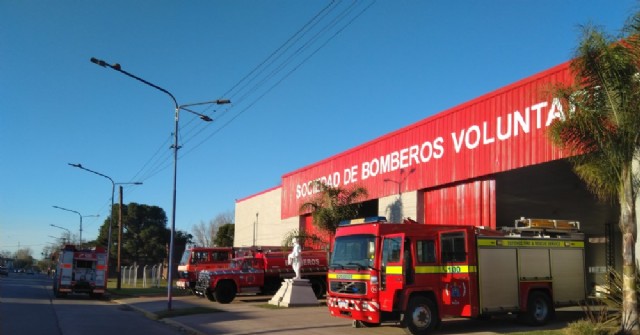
339,216,387,226
514,217,580,231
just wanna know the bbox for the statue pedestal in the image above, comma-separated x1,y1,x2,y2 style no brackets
268,278,319,307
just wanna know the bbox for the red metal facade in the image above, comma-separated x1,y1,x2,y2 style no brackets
281,62,573,219
423,179,496,228
301,215,333,250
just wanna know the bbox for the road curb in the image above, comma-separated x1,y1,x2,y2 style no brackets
112,299,207,335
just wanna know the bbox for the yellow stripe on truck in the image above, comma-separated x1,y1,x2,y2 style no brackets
328,273,371,280
414,265,477,274
386,266,403,274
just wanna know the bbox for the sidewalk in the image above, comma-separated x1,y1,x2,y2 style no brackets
114,294,583,335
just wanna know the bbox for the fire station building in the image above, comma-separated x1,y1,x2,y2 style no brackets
233,60,636,289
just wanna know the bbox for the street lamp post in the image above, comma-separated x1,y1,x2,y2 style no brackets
67,162,142,288
90,56,230,310
50,224,71,244
52,206,99,248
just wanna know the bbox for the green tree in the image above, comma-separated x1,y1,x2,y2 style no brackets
13,248,33,270
299,181,368,234
96,202,191,266
547,16,640,333
214,223,235,247
192,211,234,247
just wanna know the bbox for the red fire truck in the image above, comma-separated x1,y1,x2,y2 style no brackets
176,247,234,292
52,244,108,298
326,217,586,335
194,249,329,303
176,246,282,292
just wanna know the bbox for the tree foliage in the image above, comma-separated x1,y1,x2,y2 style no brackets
214,223,235,247
96,202,192,265
192,211,234,247
547,15,640,333
299,181,368,234
281,229,330,251
13,248,34,269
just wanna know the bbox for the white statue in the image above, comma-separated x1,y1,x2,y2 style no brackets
287,237,303,279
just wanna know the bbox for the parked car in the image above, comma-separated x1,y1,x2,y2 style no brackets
0,266,9,276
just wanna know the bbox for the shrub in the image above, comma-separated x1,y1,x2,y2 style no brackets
565,319,616,335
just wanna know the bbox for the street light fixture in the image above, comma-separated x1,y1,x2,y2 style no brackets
50,224,71,244
90,56,230,310
67,162,142,284
52,206,99,248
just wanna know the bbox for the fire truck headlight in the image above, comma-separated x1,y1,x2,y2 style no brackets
370,275,378,284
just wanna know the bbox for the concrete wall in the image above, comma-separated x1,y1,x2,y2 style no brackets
234,187,295,247
378,191,420,223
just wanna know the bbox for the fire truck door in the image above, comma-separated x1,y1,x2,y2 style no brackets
439,231,472,317
380,234,404,311
60,251,74,286
240,259,263,287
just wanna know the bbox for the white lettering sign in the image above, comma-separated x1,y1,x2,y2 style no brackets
294,99,566,199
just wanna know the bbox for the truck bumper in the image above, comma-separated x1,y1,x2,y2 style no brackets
327,297,380,323
176,279,190,289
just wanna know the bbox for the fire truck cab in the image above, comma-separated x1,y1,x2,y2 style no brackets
176,247,234,291
326,217,586,335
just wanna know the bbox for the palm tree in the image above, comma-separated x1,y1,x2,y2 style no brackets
299,181,368,234
547,15,640,333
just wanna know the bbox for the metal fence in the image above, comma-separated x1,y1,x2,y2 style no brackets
121,263,163,288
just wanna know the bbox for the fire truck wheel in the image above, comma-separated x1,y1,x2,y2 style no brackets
205,289,216,302
213,281,237,304
522,291,554,326
403,296,439,335
53,285,65,298
90,293,104,300
310,278,326,298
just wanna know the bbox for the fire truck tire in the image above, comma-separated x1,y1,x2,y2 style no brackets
522,291,554,326
53,284,65,298
205,289,216,302
403,296,439,335
310,278,326,298
53,289,64,298
213,281,237,304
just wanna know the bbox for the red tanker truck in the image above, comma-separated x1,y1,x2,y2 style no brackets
176,245,283,292
194,249,328,303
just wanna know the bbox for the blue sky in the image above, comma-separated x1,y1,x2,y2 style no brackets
1,0,637,257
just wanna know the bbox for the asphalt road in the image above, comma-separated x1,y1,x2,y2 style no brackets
0,272,186,335
0,272,587,335
119,292,587,335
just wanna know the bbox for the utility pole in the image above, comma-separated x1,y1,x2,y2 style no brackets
117,185,124,289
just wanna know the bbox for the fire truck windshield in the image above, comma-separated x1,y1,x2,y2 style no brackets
330,234,376,270
179,250,191,266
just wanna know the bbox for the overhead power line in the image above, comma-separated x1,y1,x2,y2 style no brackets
125,0,376,191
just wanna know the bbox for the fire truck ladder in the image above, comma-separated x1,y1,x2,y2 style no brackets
501,217,583,238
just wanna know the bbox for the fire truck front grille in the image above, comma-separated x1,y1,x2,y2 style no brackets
330,281,367,295
195,273,210,290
